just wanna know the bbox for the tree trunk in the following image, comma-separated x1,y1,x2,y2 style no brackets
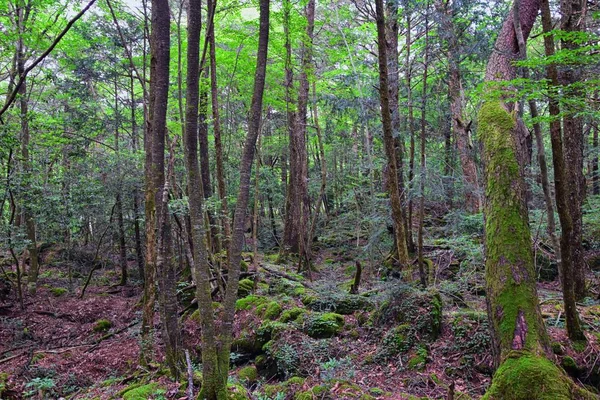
437,0,481,213
195,1,270,397
375,0,410,271
593,121,599,195
208,0,230,253
561,0,586,300
114,77,128,286
16,3,40,295
405,11,416,253
282,0,313,261
417,3,429,288
130,73,145,283
540,0,585,342
141,0,170,367
480,1,593,398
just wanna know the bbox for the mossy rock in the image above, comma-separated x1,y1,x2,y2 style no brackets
93,319,112,332
482,353,596,400
257,321,289,344
121,383,162,400
238,279,255,298
280,307,306,323
294,384,329,399
307,294,374,315
237,365,258,383
373,287,442,341
227,382,250,399
376,324,411,360
285,376,305,386
258,301,283,320
552,342,564,355
304,312,345,338
232,331,262,355
235,295,267,311
269,277,306,296
50,287,68,297
561,356,583,377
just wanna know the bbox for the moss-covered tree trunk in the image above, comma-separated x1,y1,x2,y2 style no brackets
480,1,593,398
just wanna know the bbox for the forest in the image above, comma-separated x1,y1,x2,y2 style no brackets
1,0,600,398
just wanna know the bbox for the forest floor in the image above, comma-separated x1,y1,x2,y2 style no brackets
2,211,600,399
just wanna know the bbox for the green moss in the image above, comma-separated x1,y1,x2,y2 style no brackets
121,383,161,400
237,366,258,383
294,392,312,400
561,356,578,370
235,295,266,311
369,388,385,395
0,372,7,395
305,312,345,338
49,287,67,297
551,342,564,355
93,319,112,332
294,385,329,400
227,382,249,400
301,293,318,306
255,355,267,370
285,376,305,386
190,309,201,322
238,279,255,298
262,383,282,397
232,331,262,355
305,293,374,315
263,301,283,320
479,101,547,357
257,321,289,344
482,353,596,399
407,346,428,370
280,307,306,323
572,340,586,353
293,286,306,296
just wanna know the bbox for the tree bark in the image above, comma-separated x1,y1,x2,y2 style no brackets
437,0,481,213
15,2,40,295
141,0,170,367
282,0,313,261
480,1,593,398
375,0,410,271
560,0,587,300
193,1,270,397
540,0,585,342
593,121,599,195
417,2,430,288
208,0,230,253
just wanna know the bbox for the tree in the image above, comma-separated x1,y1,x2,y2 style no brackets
188,0,270,396
540,0,585,342
560,0,587,300
375,0,410,272
282,0,314,265
437,0,481,213
479,0,592,397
